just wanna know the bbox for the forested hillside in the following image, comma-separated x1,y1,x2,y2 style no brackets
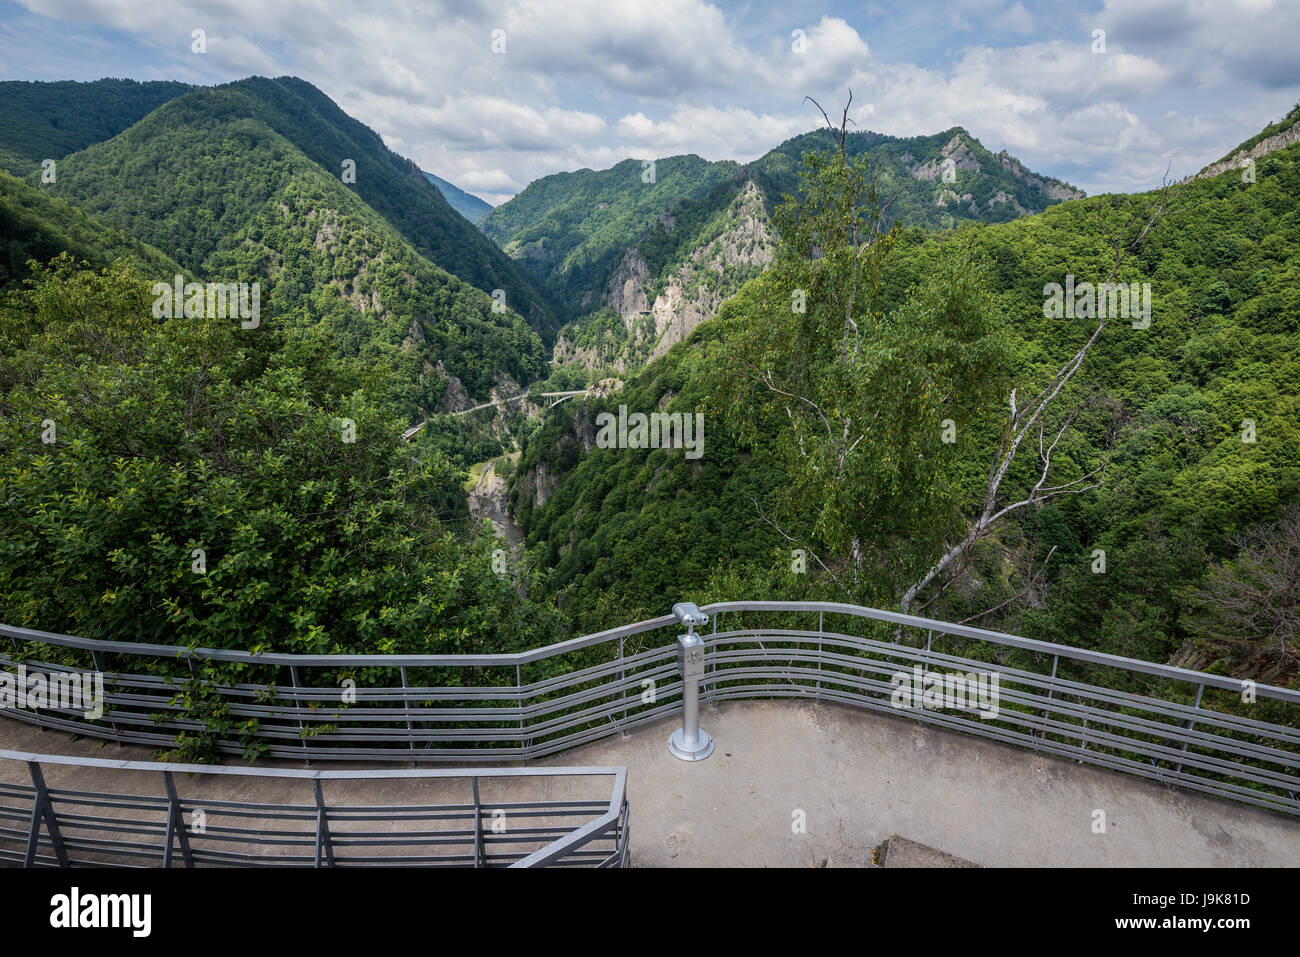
509,133,1300,685
483,154,743,321
42,86,546,419
3,70,1296,694
0,80,563,661
0,171,184,287
484,125,1083,382
206,78,554,338
0,76,554,340
0,78,193,175
0,257,563,663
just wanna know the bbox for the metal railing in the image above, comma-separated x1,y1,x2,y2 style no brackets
2,600,1298,816
0,749,629,867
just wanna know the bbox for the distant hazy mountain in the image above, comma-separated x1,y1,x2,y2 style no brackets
423,171,494,224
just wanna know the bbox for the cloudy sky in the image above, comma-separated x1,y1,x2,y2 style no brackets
2,0,1297,204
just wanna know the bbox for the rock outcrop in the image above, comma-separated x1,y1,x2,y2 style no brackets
1190,122,1300,182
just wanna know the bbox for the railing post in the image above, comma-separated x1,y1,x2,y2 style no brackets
618,637,630,738
25,761,69,867
89,650,122,744
914,630,933,725
290,665,310,765
400,666,415,762
517,664,527,762
1036,655,1059,752
313,779,335,867
708,611,718,710
667,603,713,761
471,776,485,867
1172,683,1205,780
816,611,823,702
162,770,194,868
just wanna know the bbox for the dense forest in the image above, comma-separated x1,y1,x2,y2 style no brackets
0,75,1296,701
0,171,184,286
37,85,546,421
0,78,195,176
483,125,1085,384
508,129,1300,686
0,256,563,659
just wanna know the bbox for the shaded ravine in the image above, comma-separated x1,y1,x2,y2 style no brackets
466,457,524,546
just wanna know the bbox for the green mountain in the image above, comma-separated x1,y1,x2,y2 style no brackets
0,227,565,680
0,170,184,287
423,171,494,223
484,127,1084,381
201,77,553,338
0,76,555,340
508,125,1300,684
0,79,564,679
42,84,546,420
482,154,744,321
0,78,194,176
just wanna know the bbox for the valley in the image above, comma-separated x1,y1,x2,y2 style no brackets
1,76,1297,698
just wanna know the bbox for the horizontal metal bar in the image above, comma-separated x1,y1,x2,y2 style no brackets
700,602,1300,704
0,749,622,781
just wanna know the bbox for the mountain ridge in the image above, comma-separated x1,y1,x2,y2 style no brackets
41,84,546,418
423,171,494,223
485,124,1085,383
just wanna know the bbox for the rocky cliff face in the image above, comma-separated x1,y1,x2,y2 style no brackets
910,134,983,181
1191,122,1300,182
647,178,773,361
602,247,652,321
995,148,1085,201
552,179,774,376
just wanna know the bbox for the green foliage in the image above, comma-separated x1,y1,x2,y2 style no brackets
513,137,1300,678
0,78,194,175
507,319,790,634
757,127,1082,229
0,258,565,660
484,125,1082,333
483,154,740,321
208,77,554,339
0,170,184,287
709,138,1005,588
43,91,546,416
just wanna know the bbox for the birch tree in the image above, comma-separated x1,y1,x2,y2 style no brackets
899,181,1175,614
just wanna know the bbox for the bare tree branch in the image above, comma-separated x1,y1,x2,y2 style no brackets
899,181,1175,615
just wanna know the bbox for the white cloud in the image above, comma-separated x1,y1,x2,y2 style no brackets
615,106,813,160
10,0,1300,199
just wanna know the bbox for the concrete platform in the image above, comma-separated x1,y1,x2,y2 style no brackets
2,699,1298,867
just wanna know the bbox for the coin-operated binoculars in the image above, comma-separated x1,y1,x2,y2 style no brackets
667,602,714,761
